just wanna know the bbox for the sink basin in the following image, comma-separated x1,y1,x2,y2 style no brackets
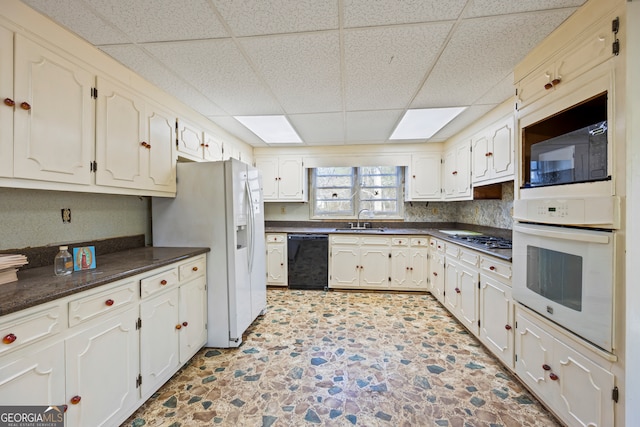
439,230,483,236
334,227,386,232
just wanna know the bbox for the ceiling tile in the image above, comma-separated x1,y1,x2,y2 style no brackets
240,32,342,114
344,23,453,111
412,9,575,108
463,0,585,18
83,0,228,43
343,0,467,28
288,113,345,144
211,0,338,37
22,0,129,45
345,110,402,142
143,39,282,115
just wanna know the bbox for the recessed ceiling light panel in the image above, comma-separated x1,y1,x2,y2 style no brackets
234,115,302,143
390,107,467,140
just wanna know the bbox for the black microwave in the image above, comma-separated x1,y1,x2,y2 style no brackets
522,92,609,188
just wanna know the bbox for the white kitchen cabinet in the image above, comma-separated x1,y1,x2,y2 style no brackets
442,245,480,335
178,275,207,363
203,131,224,161
442,141,471,200
478,271,514,368
471,114,515,186
515,307,615,427
390,237,428,291
12,33,95,185
65,305,139,427
266,233,287,287
329,235,390,290
0,25,13,178
176,118,204,160
255,155,307,201
95,77,176,194
427,238,445,302
405,153,442,201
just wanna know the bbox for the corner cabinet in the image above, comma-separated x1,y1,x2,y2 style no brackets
442,141,471,200
266,233,288,287
405,153,442,201
471,114,515,186
254,155,307,202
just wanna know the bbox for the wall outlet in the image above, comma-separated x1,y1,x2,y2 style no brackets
431,208,438,215
61,208,71,223
280,206,286,214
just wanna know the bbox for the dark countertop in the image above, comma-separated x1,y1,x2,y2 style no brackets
0,246,210,317
265,222,512,262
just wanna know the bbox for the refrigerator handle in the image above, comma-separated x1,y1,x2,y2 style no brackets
245,179,255,273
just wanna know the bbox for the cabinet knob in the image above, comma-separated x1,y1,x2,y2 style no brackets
2,333,17,344
485,152,493,157
455,287,461,294
412,175,416,179
551,78,561,86
3,98,15,107
410,267,414,271
105,299,114,306
62,405,68,413
432,272,438,277
489,266,496,271
141,141,148,148
70,395,81,405
182,321,188,327
192,266,198,272
175,324,182,330
160,279,168,285
542,364,551,371
280,263,284,266
505,324,512,330
549,373,559,381
452,171,458,175
544,82,554,90
20,101,31,111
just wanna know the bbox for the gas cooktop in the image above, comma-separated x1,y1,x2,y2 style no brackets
450,234,513,250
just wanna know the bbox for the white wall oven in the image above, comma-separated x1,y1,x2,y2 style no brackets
513,197,619,352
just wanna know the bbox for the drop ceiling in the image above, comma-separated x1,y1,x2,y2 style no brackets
20,0,586,147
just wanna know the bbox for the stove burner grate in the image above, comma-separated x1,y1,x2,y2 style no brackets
451,234,512,249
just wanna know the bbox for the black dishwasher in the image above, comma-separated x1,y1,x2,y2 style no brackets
287,234,328,290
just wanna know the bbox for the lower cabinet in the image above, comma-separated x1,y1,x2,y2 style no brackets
266,233,287,286
443,247,480,336
515,307,615,427
0,253,207,426
478,273,514,368
390,237,429,291
427,239,445,301
329,235,390,289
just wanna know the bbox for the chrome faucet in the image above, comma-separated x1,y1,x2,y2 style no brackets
356,208,370,229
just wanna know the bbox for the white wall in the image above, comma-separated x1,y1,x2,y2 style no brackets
0,188,150,250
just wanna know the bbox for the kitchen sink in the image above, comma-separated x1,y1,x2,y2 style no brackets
334,227,387,232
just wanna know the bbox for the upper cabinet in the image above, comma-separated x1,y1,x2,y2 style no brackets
471,114,515,186
12,33,95,185
95,77,176,193
405,153,442,201
176,118,205,160
442,141,471,200
254,155,307,202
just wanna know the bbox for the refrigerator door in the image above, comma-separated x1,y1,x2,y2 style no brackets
247,165,266,320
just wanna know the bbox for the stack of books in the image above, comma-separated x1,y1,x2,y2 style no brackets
0,254,28,285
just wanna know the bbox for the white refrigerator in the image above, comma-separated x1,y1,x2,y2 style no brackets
152,159,266,348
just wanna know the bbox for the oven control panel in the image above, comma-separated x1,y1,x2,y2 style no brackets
513,196,620,229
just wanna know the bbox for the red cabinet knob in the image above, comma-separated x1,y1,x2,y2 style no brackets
2,333,17,344
549,373,559,381
141,141,148,147
544,82,553,90
175,324,182,330
192,266,198,272
160,279,167,285
485,152,493,157
70,395,81,405
455,287,461,294
542,364,551,371
280,263,284,266
3,98,15,107
551,78,561,86
20,101,31,110
489,266,496,271
452,171,458,175
105,299,114,306
62,405,68,413
410,267,413,271
412,175,416,178
433,272,438,276
505,324,512,330
182,321,188,327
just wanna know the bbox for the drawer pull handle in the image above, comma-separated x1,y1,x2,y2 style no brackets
3,98,15,107
160,279,168,285
455,287,461,294
2,333,17,344
505,324,512,330
549,373,559,381
192,266,198,272
105,299,114,306
542,364,551,371
551,78,561,86
175,324,182,330
20,101,31,111
70,395,81,405
544,82,553,90
182,321,188,327
489,266,496,271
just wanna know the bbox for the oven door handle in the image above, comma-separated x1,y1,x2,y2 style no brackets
514,224,610,244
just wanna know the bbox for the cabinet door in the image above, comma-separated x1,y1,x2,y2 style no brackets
277,157,304,200
479,274,513,367
266,237,287,286
203,131,223,161
442,148,456,197
65,307,138,427
429,250,445,302
390,247,410,288
471,134,491,183
140,288,180,397
13,34,94,185
95,77,146,189
329,245,359,288
490,119,514,180
408,154,441,200
179,277,207,364
0,25,13,177
453,143,471,197
145,103,176,192
457,263,479,335
359,245,390,289
176,119,203,159
514,310,555,400
409,247,428,289
443,259,460,313
254,157,279,200
0,340,65,406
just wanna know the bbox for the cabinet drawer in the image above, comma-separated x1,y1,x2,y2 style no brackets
360,236,390,246
480,256,512,281
68,279,137,327
266,234,286,243
179,256,206,282
445,244,459,258
330,235,359,245
410,237,428,247
0,302,63,356
391,237,409,246
141,267,179,298
459,249,479,267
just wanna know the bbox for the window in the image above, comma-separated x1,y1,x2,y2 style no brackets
311,166,403,219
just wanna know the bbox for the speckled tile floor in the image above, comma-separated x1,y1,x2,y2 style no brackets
122,289,562,427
